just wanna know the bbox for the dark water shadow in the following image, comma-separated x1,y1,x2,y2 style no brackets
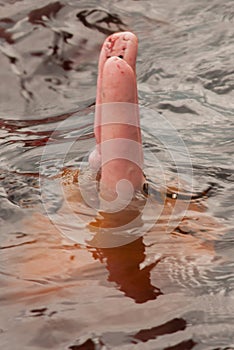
90,236,162,304
68,317,195,349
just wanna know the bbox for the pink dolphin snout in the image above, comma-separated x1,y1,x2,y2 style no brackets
89,32,145,200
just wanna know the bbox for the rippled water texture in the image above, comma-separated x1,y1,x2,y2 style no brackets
0,1,234,349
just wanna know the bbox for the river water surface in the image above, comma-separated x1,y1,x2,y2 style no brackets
0,1,234,349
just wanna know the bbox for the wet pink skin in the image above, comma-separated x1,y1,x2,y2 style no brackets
89,32,145,198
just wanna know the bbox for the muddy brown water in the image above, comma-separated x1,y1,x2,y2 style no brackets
0,1,234,349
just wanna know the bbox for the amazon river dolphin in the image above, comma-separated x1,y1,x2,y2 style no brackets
89,32,145,204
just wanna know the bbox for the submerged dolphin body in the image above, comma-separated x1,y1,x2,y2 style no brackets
89,32,145,201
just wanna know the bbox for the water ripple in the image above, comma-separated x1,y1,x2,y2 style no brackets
0,1,233,349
